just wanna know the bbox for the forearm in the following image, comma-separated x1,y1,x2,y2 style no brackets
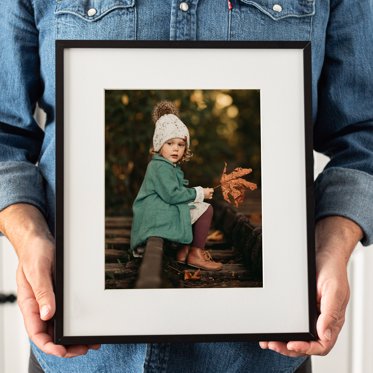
0,203,53,259
316,216,363,263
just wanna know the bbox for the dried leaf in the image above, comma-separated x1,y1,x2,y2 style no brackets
184,271,192,280
219,162,257,207
184,269,202,281
207,230,224,242
192,269,201,280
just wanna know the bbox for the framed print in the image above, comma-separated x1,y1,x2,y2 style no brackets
55,41,317,344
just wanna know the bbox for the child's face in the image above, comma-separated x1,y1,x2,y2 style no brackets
159,138,186,164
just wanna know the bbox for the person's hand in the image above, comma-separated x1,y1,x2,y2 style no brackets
0,204,100,358
203,188,214,200
259,216,363,357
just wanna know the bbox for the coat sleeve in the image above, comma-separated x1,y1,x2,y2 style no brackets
151,163,197,205
313,0,373,245
0,0,46,216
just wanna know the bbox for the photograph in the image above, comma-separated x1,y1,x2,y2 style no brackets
105,90,262,289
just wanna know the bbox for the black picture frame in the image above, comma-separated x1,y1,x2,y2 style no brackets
55,40,316,345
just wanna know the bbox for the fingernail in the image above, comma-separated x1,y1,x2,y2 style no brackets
324,329,332,341
40,305,50,319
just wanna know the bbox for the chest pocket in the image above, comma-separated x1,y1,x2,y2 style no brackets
230,0,315,41
55,0,136,40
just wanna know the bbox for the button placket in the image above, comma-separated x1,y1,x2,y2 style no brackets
170,0,198,40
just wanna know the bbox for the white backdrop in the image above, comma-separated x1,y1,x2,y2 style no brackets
0,239,29,373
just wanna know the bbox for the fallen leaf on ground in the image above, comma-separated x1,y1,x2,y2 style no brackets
184,269,201,281
207,230,224,241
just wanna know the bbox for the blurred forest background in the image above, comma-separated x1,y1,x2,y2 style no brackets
105,90,261,216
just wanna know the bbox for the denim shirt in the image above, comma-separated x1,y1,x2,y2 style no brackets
0,0,373,371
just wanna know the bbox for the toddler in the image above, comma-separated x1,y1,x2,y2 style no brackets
130,101,222,271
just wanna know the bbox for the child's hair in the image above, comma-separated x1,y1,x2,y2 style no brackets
150,101,193,163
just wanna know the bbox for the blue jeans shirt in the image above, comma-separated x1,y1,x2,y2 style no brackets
1,0,373,372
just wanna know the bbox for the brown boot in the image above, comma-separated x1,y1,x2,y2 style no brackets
187,247,223,271
176,245,190,264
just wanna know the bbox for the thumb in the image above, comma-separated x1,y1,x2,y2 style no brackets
317,312,337,342
317,283,348,343
34,273,55,321
23,261,56,321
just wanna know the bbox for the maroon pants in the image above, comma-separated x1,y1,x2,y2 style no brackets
192,205,213,248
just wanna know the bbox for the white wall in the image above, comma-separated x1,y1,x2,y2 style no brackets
0,238,29,373
0,246,3,370
350,246,373,373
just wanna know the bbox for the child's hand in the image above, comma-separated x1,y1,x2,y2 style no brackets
203,188,214,200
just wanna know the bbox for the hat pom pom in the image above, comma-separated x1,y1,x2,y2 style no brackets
152,101,179,124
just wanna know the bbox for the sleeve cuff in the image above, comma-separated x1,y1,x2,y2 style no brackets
315,167,373,246
0,161,47,217
193,186,204,203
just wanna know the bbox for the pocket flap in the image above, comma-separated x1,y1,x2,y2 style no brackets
239,0,315,20
55,0,135,21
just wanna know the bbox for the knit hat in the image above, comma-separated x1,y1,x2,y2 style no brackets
152,101,190,152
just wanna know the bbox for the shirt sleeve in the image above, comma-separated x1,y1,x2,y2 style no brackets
0,0,46,217
193,187,205,203
314,0,373,246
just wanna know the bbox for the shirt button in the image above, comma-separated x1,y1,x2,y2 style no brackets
272,4,283,12
87,8,97,17
179,2,189,12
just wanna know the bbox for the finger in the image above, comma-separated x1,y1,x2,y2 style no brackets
260,341,308,358
274,310,342,357
23,258,56,321
18,270,91,357
317,292,346,343
17,268,68,357
88,344,101,350
46,323,93,358
63,345,91,358
266,342,307,357
287,340,334,356
284,288,346,356
316,277,348,342
286,319,341,356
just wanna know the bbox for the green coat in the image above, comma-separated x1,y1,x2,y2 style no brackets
130,155,197,250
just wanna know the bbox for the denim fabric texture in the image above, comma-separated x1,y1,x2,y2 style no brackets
31,341,308,373
1,0,373,371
